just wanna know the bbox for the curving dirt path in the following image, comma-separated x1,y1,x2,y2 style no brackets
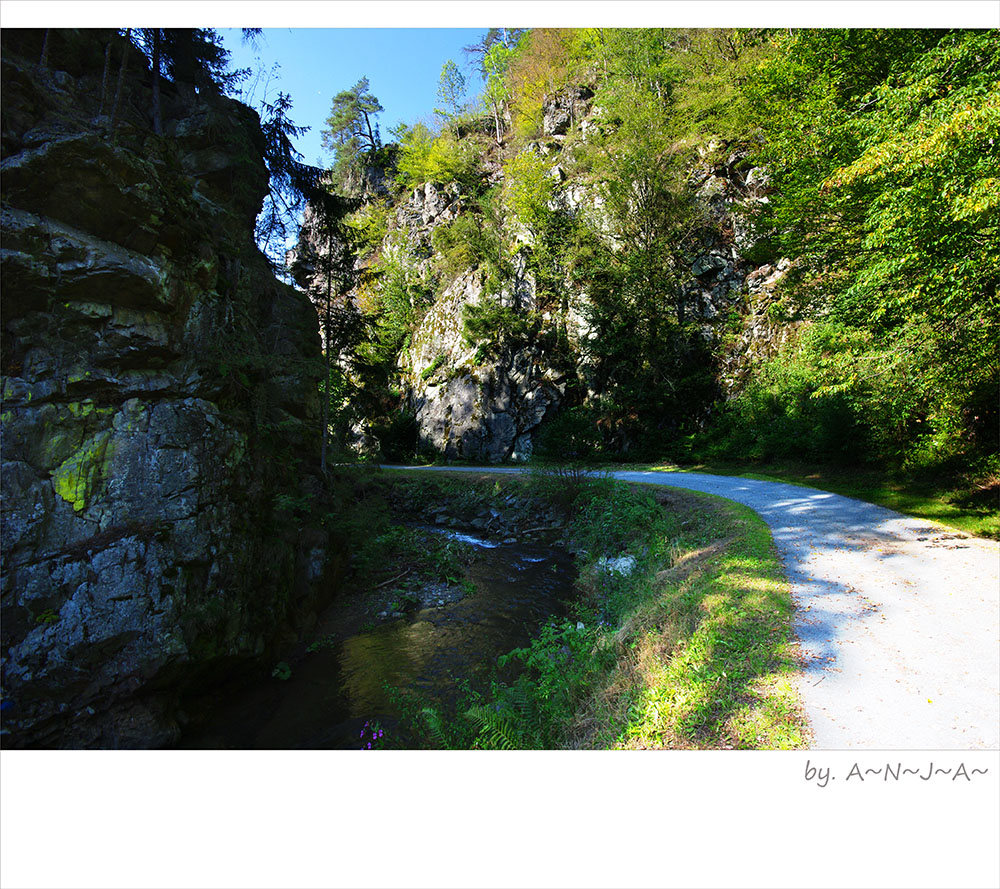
389,465,1000,749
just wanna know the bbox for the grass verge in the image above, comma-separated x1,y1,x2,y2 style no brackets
397,470,808,750
574,487,806,749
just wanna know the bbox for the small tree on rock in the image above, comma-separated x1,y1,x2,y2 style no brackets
322,76,384,190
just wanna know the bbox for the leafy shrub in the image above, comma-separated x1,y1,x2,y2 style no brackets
502,148,555,232
344,199,391,257
697,321,966,467
370,409,419,462
361,252,434,363
430,213,494,279
471,619,609,748
461,301,539,357
392,122,483,191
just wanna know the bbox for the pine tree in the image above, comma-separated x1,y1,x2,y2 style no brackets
321,77,384,189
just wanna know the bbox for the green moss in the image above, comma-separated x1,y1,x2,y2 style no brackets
65,400,110,420
50,430,115,513
420,355,448,381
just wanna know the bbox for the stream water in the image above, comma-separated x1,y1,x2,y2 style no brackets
180,531,576,749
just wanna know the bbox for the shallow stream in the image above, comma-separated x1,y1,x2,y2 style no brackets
180,531,576,749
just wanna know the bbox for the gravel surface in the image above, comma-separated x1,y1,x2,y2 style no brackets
389,465,999,749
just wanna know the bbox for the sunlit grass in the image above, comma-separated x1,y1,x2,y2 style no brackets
571,489,809,750
628,458,999,540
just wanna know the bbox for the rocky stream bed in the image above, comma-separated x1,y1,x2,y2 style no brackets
178,479,578,749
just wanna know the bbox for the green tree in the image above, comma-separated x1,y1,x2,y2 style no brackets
390,121,480,190
482,41,515,144
290,183,363,470
463,28,528,79
160,28,244,95
322,76,385,188
435,59,467,123
254,91,313,268
739,29,1000,463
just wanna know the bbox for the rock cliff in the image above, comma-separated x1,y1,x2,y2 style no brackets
293,86,790,461
1,30,333,747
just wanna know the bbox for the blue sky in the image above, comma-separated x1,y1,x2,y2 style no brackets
220,29,487,169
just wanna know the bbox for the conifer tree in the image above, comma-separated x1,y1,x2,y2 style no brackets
321,77,384,189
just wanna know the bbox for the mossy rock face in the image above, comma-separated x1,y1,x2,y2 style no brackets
50,428,115,514
0,30,331,748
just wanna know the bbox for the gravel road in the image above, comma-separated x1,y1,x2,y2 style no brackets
388,465,1000,749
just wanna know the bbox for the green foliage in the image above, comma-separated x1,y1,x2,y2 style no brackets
572,479,665,565
502,148,555,232
482,40,516,142
322,76,384,190
344,199,391,257
420,354,447,381
733,29,1000,466
476,619,607,748
306,634,339,654
352,524,471,589
391,122,483,191
452,477,805,749
361,249,433,364
158,28,243,92
369,408,419,463
430,212,494,279
696,321,976,466
254,90,312,267
669,29,772,138
465,703,523,750
316,27,997,475
572,236,719,453
461,301,540,358
435,59,467,122
532,406,604,464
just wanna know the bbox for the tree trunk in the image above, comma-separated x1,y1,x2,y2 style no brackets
99,41,112,116
363,110,377,154
321,228,334,474
151,29,163,136
110,29,130,134
39,29,50,67
491,100,502,145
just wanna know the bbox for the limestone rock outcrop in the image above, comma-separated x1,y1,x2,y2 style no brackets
407,269,564,462
1,31,333,747
291,83,792,462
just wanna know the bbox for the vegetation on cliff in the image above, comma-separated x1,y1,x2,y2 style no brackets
303,28,996,513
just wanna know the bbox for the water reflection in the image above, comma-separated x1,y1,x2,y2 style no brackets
181,540,576,749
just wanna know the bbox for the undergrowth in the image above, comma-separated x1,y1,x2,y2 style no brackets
391,470,808,750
